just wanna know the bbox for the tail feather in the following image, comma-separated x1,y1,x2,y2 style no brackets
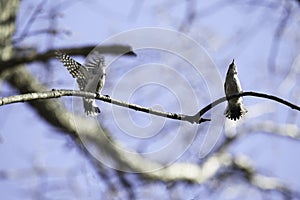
83,98,100,116
225,104,247,121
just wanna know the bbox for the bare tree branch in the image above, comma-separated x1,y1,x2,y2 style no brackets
2,1,299,198
0,45,136,74
178,0,197,32
3,66,299,199
229,155,296,198
268,1,292,71
0,89,210,124
0,0,18,59
189,91,300,123
13,0,45,44
1,90,299,125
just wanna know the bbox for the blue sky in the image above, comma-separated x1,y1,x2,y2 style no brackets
1,0,300,199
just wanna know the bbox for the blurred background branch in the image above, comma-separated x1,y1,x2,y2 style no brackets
1,0,300,199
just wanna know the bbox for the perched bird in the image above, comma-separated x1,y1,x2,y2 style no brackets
55,51,106,116
224,59,247,120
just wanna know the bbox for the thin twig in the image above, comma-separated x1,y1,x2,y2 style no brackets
14,0,46,44
268,1,292,72
190,91,300,123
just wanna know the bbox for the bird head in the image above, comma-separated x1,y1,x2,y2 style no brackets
227,59,238,75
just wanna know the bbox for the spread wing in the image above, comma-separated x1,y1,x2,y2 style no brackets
55,51,87,90
84,52,106,93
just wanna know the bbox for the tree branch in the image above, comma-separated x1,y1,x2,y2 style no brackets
1,90,299,124
3,67,299,198
0,45,136,74
189,91,300,123
0,89,210,124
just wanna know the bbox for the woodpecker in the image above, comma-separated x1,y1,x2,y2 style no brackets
224,59,247,120
55,51,106,116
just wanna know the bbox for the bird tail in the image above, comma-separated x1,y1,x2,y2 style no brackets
225,103,247,121
83,98,100,116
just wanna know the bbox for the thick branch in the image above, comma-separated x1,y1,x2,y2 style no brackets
0,45,136,73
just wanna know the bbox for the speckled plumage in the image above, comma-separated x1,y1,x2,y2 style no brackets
55,51,106,116
224,60,247,120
